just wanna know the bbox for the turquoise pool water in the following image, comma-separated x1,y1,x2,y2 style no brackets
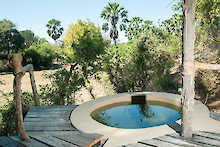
91,103,180,129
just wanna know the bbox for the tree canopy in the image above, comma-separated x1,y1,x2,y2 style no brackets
46,19,64,42
64,19,105,63
101,2,128,45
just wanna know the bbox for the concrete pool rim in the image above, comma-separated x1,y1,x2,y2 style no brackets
70,92,220,146
71,92,181,134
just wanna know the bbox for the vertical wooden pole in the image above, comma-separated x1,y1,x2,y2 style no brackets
11,54,30,141
181,0,196,138
13,73,30,141
29,65,40,106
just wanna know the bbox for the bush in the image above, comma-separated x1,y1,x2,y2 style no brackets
0,92,34,136
39,68,82,105
22,43,56,70
101,40,177,93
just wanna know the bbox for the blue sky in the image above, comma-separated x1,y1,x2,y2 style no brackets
0,0,177,43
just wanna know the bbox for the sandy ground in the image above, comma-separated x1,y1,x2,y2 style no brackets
0,70,113,105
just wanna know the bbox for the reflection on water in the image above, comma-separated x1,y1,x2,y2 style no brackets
91,103,180,129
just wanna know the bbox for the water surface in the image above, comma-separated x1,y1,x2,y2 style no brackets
91,103,180,129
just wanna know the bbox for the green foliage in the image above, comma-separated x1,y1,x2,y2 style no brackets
20,30,36,48
0,92,34,136
101,2,129,45
0,19,25,54
22,43,56,70
0,19,15,33
42,20,106,105
40,67,83,105
0,29,24,54
64,19,105,63
46,18,64,42
125,17,153,40
101,39,176,93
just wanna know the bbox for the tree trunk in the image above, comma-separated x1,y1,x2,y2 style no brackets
13,72,30,141
181,0,196,139
113,39,117,46
11,54,29,141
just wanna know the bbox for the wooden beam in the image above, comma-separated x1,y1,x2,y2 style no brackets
24,64,40,106
181,0,196,139
195,62,220,71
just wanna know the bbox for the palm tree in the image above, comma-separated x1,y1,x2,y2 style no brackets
46,19,63,61
101,2,128,46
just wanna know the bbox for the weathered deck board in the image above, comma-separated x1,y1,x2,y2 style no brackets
124,131,220,147
122,143,152,147
10,136,50,147
140,138,182,147
0,136,23,147
156,135,198,146
24,117,69,122
55,132,104,147
24,125,76,131
24,121,72,127
30,135,78,147
21,105,105,147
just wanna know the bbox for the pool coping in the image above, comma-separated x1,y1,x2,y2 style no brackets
71,92,220,146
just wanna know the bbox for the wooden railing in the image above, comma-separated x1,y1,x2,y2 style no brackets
0,54,40,141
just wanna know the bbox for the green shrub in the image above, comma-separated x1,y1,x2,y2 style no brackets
101,40,177,93
22,43,56,70
39,68,82,105
0,92,34,136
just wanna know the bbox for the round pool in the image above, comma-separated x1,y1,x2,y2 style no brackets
91,102,180,129
71,92,182,146
71,92,215,146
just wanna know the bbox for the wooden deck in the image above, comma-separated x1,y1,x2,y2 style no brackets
1,105,220,147
2,105,106,147
120,131,220,147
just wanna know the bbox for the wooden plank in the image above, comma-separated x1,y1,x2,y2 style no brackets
26,131,78,136
167,134,216,147
25,112,70,118
139,138,182,147
0,136,23,147
24,125,76,131
157,135,197,146
31,135,78,147
29,105,77,112
24,121,72,127
54,132,104,147
24,117,69,122
10,136,49,147
124,143,153,147
192,134,220,146
26,111,71,117
195,131,220,140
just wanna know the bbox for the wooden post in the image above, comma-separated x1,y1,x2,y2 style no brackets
11,54,30,141
24,64,40,106
181,0,196,138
